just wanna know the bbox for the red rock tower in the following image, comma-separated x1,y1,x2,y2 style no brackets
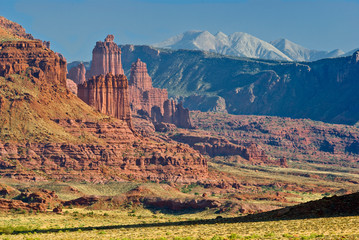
88,35,124,78
78,73,132,127
128,58,168,116
129,58,153,90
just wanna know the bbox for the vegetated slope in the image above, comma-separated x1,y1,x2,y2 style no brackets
0,16,34,42
271,38,344,62
120,45,359,125
153,30,292,61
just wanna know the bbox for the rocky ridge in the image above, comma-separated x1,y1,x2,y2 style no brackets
0,16,34,40
120,45,359,125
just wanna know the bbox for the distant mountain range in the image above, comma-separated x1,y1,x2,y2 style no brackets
120,45,359,125
153,31,356,62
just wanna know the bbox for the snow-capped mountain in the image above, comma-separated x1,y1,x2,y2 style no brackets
342,48,359,57
153,31,348,62
152,31,292,61
271,38,344,62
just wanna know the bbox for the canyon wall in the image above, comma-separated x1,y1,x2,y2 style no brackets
0,40,67,86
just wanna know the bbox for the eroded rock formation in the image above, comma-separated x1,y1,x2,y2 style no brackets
169,132,278,165
0,119,208,183
129,58,168,116
78,73,132,127
88,34,124,78
67,62,86,84
0,40,67,86
0,18,208,184
129,58,192,128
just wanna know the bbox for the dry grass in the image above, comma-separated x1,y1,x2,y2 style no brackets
0,208,358,239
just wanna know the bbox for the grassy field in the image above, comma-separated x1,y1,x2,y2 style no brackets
0,208,358,239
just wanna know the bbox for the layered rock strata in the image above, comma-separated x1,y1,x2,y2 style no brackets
169,132,279,166
0,119,208,183
0,40,67,86
78,73,132,127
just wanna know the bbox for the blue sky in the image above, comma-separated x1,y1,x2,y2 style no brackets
1,0,358,62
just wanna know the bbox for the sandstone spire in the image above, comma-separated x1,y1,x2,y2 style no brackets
128,59,192,128
129,58,153,90
88,34,124,78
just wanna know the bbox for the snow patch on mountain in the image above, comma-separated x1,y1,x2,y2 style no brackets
153,31,292,61
271,38,344,62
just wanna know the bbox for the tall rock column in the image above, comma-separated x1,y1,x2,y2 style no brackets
67,62,86,84
128,58,168,115
88,35,124,78
78,73,132,127
129,58,153,90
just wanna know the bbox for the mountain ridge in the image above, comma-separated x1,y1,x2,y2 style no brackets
153,30,347,62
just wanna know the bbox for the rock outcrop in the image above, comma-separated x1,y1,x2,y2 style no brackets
128,58,192,128
66,79,78,95
169,132,277,165
0,40,67,86
129,58,168,117
162,100,192,128
78,73,132,127
87,34,124,78
67,62,86,84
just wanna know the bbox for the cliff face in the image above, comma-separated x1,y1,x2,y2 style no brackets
88,35,124,78
0,119,208,183
0,40,67,87
121,45,359,125
78,73,132,127
67,62,86,84
128,58,192,128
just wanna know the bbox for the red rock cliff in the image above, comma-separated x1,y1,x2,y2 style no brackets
88,35,124,78
0,40,66,86
78,73,132,127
